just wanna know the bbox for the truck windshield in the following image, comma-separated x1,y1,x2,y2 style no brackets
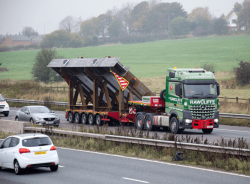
184,84,218,99
0,94,5,101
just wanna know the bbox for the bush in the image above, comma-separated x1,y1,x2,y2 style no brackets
192,27,213,37
169,17,190,36
234,60,250,85
201,63,214,72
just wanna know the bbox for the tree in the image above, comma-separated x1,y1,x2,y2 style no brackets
108,19,124,37
32,49,57,83
188,7,212,30
238,0,250,30
22,26,38,37
169,17,190,36
130,1,149,34
233,2,243,12
59,16,76,33
212,16,228,35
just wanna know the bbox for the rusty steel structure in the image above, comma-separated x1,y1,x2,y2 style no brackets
47,56,154,115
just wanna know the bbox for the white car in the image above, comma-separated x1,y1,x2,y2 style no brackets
0,134,59,175
0,94,9,117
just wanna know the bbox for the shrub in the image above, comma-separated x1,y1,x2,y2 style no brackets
192,27,213,37
201,63,214,72
234,60,250,85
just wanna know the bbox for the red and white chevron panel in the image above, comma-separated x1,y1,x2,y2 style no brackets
110,70,129,91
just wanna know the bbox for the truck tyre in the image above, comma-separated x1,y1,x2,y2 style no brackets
74,113,80,124
160,89,166,101
68,112,74,123
88,114,95,125
135,112,146,130
170,117,181,134
202,128,213,134
145,113,157,131
95,114,103,126
4,112,9,117
81,113,88,124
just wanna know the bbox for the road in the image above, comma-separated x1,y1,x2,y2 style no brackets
0,140,249,184
1,107,250,142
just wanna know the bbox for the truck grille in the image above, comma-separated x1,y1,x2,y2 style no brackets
190,105,215,119
44,118,55,121
0,105,4,109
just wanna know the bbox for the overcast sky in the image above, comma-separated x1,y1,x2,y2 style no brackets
0,0,244,35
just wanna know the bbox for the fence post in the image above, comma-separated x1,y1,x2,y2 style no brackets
224,96,226,102
236,97,238,104
50,86,52,91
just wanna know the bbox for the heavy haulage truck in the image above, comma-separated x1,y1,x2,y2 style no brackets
47,57,220,134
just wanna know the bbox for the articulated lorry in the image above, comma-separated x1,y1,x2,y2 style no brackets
47,57,220,134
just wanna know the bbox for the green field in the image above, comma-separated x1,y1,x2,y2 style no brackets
0,35,250,80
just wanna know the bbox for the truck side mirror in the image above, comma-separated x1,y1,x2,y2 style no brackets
175,83,182,97
169,72,175,78
217,83,220,96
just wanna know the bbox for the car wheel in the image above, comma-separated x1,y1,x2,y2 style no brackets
68,112,74,123
81,113,88,124
15,116,19,121
88,114,95,125
74,113,80,124
14,160,22,175
135,112,146,130
30,118,35,125
50,165,58,172
202,128,213,134
95,114,103,126
4,112,9,117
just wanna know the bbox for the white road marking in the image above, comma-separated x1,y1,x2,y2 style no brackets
218,129,250,133
57,146,250,179
122,177,149,183
59,165,65,167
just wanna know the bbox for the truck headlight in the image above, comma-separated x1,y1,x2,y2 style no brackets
214,118,219,123
185,119,192,124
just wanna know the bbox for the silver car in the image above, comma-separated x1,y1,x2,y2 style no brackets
15,106,60,127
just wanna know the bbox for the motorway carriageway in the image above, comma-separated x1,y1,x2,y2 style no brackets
0,139,249,184
2,107,250,142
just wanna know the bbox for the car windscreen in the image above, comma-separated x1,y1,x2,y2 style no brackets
184,84,217,99
0,94,5,101
22,137,52,147
29,106,51,113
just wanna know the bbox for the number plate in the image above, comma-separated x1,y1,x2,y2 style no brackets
35,151,47,155
207,126,213,128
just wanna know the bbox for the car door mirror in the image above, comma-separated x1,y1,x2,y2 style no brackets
25,111,29,115
175,83,182,97
51,111,54,113
217,83,220,96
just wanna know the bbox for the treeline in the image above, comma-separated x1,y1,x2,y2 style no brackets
39,0,250,48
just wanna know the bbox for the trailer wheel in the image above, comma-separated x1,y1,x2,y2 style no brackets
135,112,145,130
81,113,88,124
160,89,166,101
88,114,95,125
170,117,180,134
68,112,74,123
202,128,213,134
74,113,80,124
95,114,103,126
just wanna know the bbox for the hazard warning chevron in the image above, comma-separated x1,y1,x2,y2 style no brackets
110,70,129,91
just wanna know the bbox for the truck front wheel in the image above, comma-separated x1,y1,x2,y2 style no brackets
202,129,213,134
170,117,180,134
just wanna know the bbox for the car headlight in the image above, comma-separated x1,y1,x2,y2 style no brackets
35,116,43,121
5,103,9,108
214,118,219,123
185,119,192,124
56,115,60,120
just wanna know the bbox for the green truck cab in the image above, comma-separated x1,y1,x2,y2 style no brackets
164,68,220,133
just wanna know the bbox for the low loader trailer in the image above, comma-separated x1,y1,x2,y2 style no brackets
47,57,220,134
